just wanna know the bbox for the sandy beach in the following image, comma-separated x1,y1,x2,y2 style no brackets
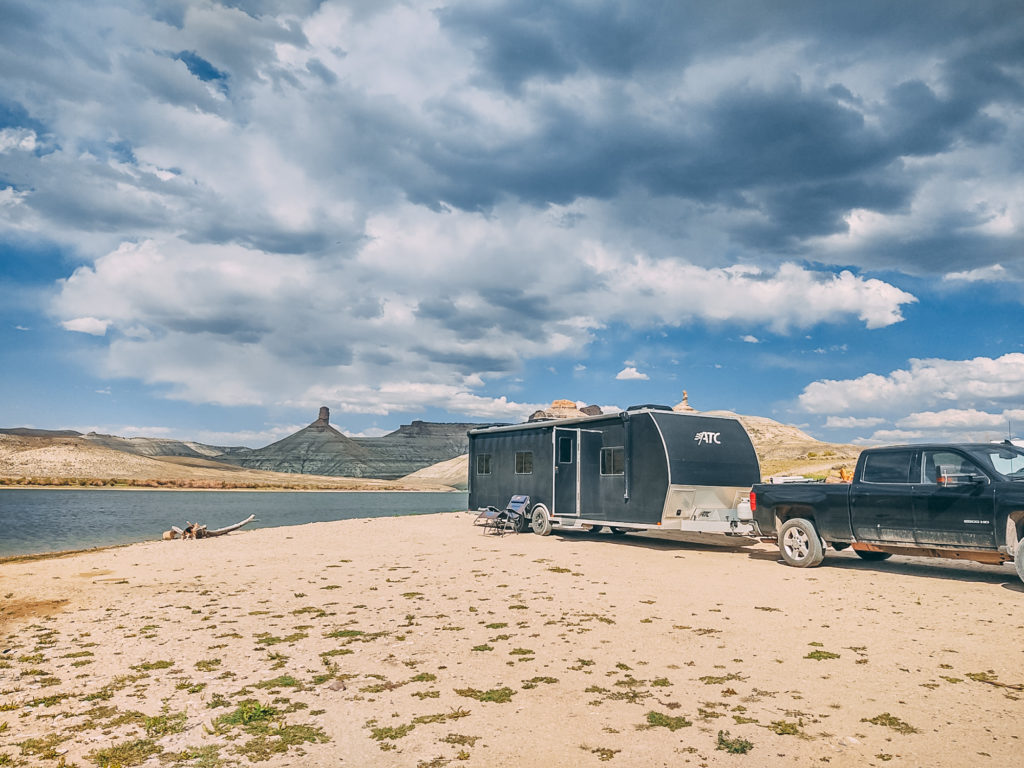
1,512,1021,767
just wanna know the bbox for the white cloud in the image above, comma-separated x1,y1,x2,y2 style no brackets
741,335,760,343
0,128,37,153
62,316,110,335
943,264,1008,283
616,366,649,381
824,415,885,428
799,354,1024,415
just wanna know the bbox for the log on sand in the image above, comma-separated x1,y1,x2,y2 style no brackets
162,514,255,541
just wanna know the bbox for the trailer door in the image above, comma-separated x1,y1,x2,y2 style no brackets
554,428,602,517
554,428,579,516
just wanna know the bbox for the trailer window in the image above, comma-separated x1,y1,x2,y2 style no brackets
515,451,533,474
558,437,573,463
601,446,624,476
476,454,491,475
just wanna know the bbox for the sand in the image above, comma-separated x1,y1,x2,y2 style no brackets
1,513,1021,767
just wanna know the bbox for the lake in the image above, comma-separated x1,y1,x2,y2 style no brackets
0,489,469,558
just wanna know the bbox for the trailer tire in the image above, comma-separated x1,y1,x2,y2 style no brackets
530,505,552,536
778,518,825,568
854,550,892,562
609,527,629,536
1015,538,1024,585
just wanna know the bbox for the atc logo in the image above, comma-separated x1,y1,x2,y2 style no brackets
694,431,721,445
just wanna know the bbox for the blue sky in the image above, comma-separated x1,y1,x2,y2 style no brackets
1,0,1023,448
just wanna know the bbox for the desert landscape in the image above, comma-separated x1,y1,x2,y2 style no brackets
1,512,1020,767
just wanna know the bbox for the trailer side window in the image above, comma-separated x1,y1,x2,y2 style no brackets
601,446,624,475
558,437,573,463
476,454,491,475
515,451,533,474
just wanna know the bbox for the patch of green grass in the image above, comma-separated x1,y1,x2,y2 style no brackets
484,622,507,629
160,745,224,767
861,713,919,735
214,700,278,730
471,644,494,652
509,648,534,656
644,711,692,731
131,660,173,671
145,710,187,738
716,730,754,754
235,724,329,760
455,686,516,703
804,650,840,661
26,692,69,707
441,733,479,747
18,733,67,759
521,676,558,689
699,672,745,685
370,723,415,741
255,675,303,690
195,658,221,672
255,632,307,646
88,738,161,767
412,690,441,699
768,719,802,735
411,672,437,683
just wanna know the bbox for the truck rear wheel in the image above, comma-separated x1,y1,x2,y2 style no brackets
530,504,552,536
779,518,825,568
1015,539,1024,585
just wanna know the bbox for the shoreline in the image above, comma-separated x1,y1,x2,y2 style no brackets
0,484,464,492
1,512,1019,767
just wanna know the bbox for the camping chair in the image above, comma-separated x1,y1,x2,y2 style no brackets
475,495,530,536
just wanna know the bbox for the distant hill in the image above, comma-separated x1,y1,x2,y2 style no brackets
400,454,470,490
215,407,487,480
0,432,456,490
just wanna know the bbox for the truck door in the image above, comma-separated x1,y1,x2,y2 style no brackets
850,449,916,544
913,449,996,548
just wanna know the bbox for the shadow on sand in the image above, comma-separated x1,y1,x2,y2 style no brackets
549,527,1022,588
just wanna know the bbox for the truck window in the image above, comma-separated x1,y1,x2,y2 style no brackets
922,450,982,483
515,451,533,474
862,450,914,483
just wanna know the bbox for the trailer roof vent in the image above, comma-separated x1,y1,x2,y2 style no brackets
625,404,673,412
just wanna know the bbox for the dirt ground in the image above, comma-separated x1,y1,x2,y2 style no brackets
1,512,1020,767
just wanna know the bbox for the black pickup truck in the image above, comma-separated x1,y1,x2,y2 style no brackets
750,442,1024,583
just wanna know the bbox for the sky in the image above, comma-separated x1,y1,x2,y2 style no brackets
1,0,1023,448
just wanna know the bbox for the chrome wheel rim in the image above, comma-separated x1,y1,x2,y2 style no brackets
783,527,809,561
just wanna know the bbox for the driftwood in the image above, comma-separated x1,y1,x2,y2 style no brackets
162,514,255,541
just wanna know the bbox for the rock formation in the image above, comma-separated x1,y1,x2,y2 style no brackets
528,399,603,422
221,407,486,480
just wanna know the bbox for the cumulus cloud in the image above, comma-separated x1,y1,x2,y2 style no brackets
61,317,110,335
943,264,1009,282
2,0,1022,423
824,415,886,429
799,353,1024,415
616,367,649,381
741,335,760,344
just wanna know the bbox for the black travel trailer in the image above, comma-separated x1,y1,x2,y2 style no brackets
468,406,762,537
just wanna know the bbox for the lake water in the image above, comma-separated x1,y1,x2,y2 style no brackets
0,489,469,558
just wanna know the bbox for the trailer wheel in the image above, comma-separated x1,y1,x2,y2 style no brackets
1015,539,1024,585
609,527,629,536
854,550,892,562
530,504,552,536
778,518,825,568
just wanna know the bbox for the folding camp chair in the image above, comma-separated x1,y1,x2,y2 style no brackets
474,495,530,536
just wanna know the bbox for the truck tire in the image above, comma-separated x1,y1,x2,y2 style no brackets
778,518,825,568
530,504,552,536
1015,538,1024,585
854,550,892,562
